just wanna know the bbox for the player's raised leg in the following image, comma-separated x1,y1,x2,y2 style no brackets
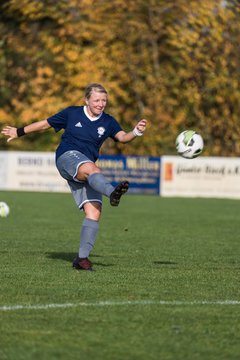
77,162,129,207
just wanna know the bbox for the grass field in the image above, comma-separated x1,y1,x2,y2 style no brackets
0,191,240,360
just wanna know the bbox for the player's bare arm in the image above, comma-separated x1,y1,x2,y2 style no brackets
1,119,51,142
115,119,147,143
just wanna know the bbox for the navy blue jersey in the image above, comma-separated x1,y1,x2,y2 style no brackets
47,106,122,162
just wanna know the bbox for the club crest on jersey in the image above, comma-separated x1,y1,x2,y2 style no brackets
97,127,106,138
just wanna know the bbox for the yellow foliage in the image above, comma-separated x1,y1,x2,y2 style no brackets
0,109,14,124
1,0,240,155
37,67,54,77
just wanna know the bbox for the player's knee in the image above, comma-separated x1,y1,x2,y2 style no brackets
84,202,102,221
77,162,101,180
89,165,101,175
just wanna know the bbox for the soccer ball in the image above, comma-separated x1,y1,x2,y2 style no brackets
0,202,10,218
176,130,204,159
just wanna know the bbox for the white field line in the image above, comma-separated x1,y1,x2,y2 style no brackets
1,300,240,312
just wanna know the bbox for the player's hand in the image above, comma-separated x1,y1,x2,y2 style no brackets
1,126,18,142
136,119,147,134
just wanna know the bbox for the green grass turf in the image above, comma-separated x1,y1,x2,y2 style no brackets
0,191,240,360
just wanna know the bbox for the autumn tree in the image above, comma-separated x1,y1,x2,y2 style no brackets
0,0,240,156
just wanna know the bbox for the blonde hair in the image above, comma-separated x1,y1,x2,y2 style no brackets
84,83,108,99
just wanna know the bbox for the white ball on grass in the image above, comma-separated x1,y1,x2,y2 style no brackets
0,202,10,218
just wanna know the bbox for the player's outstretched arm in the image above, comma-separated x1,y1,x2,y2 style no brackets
1,119,51,142
115,119,147,143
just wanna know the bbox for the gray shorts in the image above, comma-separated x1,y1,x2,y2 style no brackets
56,150,102,210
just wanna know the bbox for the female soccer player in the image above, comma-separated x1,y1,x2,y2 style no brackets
1,83,147,271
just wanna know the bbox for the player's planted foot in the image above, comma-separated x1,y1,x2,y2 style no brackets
110,180,129,206
72,256,93,271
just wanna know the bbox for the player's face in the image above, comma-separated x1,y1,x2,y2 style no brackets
85,90,108,117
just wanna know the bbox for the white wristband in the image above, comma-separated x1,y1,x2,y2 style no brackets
132,127,143,137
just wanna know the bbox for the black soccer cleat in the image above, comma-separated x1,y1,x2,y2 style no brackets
110,180,129,206
72,256,93,271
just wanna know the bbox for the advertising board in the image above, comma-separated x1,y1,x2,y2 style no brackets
0,152,161,195
161,156,240,199
98,155,160,195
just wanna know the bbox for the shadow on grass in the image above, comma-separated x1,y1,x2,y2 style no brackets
153,261,177,266
46,252,76,263
46,252,114,267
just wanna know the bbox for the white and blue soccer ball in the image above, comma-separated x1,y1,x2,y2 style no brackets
0,202,10,218
176,130,204,159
